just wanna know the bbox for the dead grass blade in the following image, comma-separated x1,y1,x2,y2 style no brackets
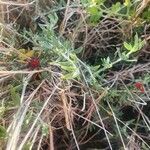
6,80,45,150
49,124,54,150
60,89,72,131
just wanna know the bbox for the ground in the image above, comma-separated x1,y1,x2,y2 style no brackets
0,0,150,150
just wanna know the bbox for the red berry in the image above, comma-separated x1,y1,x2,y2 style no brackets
28,57,40,69
134,82,145,93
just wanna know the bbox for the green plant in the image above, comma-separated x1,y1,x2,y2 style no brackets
94,33,145,75
0,0,150,149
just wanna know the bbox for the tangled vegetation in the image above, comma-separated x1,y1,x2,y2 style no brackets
0,0,150,150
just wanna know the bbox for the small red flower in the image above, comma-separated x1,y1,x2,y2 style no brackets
134,82,145,93
27,57,40,69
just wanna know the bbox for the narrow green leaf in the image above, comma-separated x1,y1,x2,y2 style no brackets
61,65,76,72
0,125,7,139
123,42,132,51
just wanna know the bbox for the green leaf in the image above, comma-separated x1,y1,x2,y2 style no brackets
133,33,139,51
120,52,129,60
87,6,99,15
92,65,101,72
74,47,83,54
124,0,131,6
124,33,145,54
123,42,132,51
87,6,102,23
59,61,76,72
111,2,121,13
42,124,49,136
47,13,58,28
0,107,5,118
10,86,20,106
142,7,150,21
62,69,79,79
132,33,145,53
61,65,76,72
102,57,112,69
0,125,7,139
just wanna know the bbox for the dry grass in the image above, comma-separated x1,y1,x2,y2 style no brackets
0,0,150,150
